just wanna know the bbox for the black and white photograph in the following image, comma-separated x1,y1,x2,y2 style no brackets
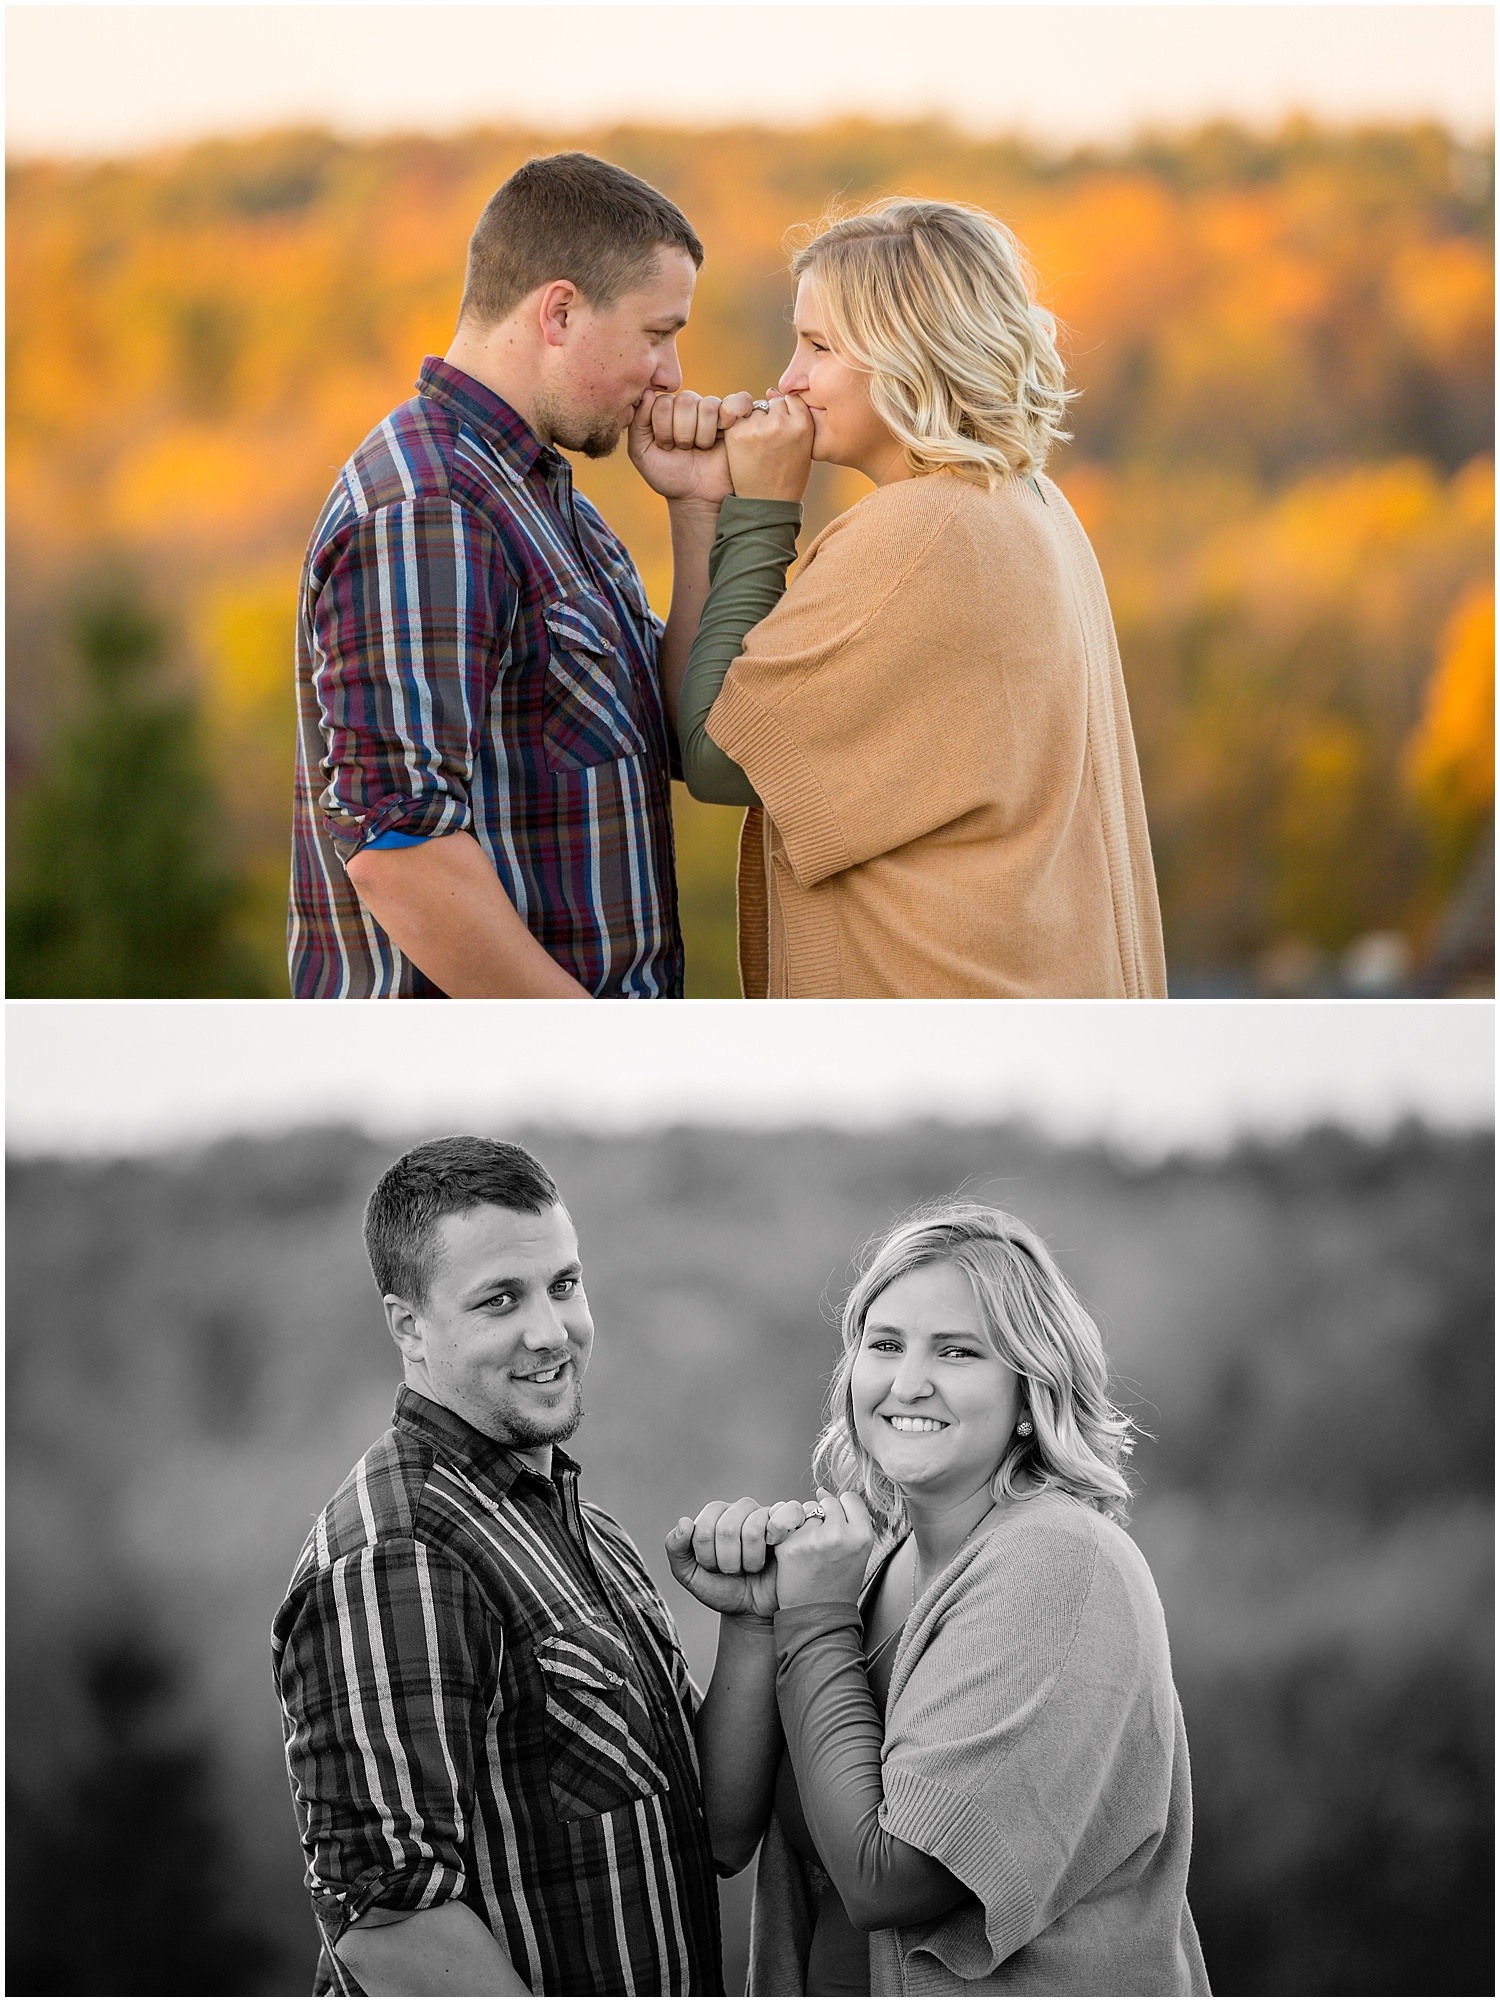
5,1001,1493,1995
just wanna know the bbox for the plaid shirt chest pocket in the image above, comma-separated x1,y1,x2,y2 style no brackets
531,1618,673,1822
541,592,650,771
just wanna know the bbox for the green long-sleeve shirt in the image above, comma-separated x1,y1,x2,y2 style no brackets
678,496,803,807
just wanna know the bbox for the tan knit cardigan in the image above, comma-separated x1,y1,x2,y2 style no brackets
748,1494,1210,1996
705,471,1168,998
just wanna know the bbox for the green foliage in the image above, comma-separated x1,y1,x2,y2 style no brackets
6,579,271,996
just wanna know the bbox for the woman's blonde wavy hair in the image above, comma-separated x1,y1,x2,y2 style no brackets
811,1198,1135,1537
789,197,1074,487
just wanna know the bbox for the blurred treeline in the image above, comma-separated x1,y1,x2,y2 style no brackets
6,117,1495,994
6,1117,1492,1994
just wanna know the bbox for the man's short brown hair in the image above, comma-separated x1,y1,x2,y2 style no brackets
458,151,704,328
363,1135,562,1307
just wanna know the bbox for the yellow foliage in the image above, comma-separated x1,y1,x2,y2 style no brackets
1404,584,1495,822
5,119,1494,983
1196,457,1493,656
108,425,317,548
1389,237,1494,369
193,569,298,847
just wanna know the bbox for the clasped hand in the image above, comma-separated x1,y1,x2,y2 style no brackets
666,1487,874,1616
628,389,814,506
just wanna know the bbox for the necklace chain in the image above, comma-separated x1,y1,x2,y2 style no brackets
911,1500,997,1609
867,1503,997,1674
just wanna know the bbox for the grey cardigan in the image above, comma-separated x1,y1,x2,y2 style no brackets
748,1490,1210,1995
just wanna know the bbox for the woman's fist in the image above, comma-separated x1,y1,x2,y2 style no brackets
726,392,815,503
771,1489,876,1608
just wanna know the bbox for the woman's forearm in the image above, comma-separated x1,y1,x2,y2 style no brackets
658,497,721,736
678,498,803,806
695,1612,784,1874
775,1603,966,1931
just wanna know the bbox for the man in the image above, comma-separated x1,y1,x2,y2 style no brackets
289,153,752,997
272,1137,723,1993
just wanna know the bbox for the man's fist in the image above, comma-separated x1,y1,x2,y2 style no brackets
629,390,757,504
665,1495,814,1618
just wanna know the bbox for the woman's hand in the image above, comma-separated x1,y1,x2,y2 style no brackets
666,1497,810,1619
726,392,815,503
773,1489,876,1608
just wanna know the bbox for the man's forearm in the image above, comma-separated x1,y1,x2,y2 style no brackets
338,1899,529,1995
345,830,590,998
695,1612,783,1874
657,497,722,733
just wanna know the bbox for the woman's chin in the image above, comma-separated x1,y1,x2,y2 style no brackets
872,1446,946,1494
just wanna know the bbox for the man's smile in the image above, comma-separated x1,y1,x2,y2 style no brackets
512,1358,572,1388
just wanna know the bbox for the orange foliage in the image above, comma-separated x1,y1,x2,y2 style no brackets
5,117,1494,988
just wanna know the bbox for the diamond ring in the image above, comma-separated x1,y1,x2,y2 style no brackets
751,399,772,413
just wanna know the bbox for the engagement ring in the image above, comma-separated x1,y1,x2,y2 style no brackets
751,399,771,412
802,1500,825,1519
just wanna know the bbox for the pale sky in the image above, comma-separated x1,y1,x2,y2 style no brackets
5,1001,1492,1157
5,5,1493,160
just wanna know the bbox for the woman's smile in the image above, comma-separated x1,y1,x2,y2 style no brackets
852,1259,1021,1498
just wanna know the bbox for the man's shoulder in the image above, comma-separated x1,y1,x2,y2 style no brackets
334,393,465,520
293,1421,436,1576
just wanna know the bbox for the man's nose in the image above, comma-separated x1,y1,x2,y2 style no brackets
653,343,683,393
524,1299,569,1348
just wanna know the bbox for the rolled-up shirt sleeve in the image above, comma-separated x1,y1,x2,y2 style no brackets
277,1537,499,1946
309,498,513,862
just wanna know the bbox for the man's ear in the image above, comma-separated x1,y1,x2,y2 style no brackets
538,279,580,350
383,1293,425,1366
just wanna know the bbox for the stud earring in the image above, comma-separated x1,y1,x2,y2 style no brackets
1016,1418,1034,1438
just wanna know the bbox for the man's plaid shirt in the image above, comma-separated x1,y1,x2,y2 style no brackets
289,358,685,997
272,1388,722,1994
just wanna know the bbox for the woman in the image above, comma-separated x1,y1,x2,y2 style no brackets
667,1200,1208,1995
667,199,1167,997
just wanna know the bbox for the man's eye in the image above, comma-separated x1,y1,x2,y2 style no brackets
551,1276,578,1297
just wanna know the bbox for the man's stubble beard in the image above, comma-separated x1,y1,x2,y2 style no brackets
490,1379,586,1452
534,389,625,461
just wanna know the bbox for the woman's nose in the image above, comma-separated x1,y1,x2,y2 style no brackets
778,358,806,395
891,1359,933,1400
